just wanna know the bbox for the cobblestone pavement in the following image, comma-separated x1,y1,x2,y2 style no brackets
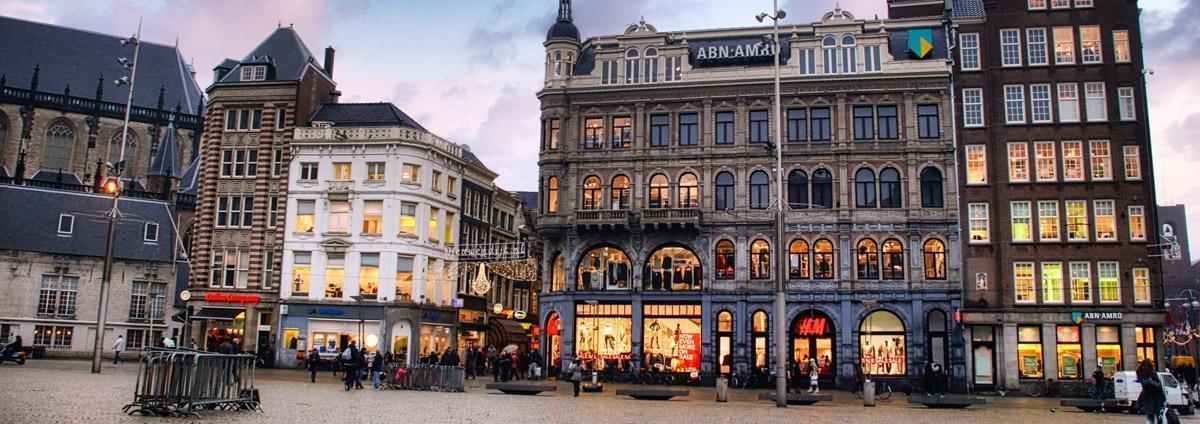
0,360,1187,423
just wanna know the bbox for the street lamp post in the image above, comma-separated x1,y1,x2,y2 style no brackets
91,21,141,374
757,1,788,408
351,295,365,350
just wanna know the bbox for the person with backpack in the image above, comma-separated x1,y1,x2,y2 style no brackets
569,357,583,397
306,348,321,383
1138,359,1167,424
342,342,357,391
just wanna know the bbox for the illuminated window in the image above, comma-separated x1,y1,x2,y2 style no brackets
428,207,440,242
395,256,414,300
367,162,385,181
1066,200,1089,241
1017,326,1044,378
1096,326,1121,376
750,239,771,279
648,174,670,209
401,163,420,184
1035,141,1056,181
1080,26,1102,64
577,246,631,290
584,118,604,149
1133,268,1150,304
813,239,836,279
1129,205,1146,241
1014,262,1036,304
881,239,904,280
678,173,699,208
294,200,315,233
1062,141,1084,180
332,162,351,180
398,202,417,236
715,240,735,280
291,252,310,296
1042,262,1064,303
612,117,631,148
1038,201,1060,241
1098,261,1120,303
1069,262,1091,303
966,145,987,184
1008,143,1029,182
644,246,702,291
923,239,946,280
359,253,379,299
1113,30,1130,63
1011,201,1032,242
969,203,990,243
581,176,602,210
856,239,879,280
610,175,630,210
1057,326,1083,380
859,310,906,376
1094,200,1116,241
1053,27,1075,64
546,177,559,213
789,239,810,279
362,200,382,235
325,254,345,299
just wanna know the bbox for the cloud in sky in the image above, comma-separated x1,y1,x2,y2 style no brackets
4,0,1196,257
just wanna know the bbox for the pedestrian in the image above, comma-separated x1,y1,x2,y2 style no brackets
1137,359,1167,424
487,346,499,380
476,347,486,378
219,339,233,354
372,352,385,390
930,360,946,395
441,347,460,367
112,335,126,364
307,348,321,383
356,347,368,390
498,352,513,382
569,357,583,397
342,342,357,391
529,348,542,380
807,357,820,394
464,348,476,380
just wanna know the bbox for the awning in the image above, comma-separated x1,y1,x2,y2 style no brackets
192,307,244,321
492,319,528,336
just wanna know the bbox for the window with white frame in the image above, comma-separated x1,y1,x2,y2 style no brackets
624,48,640,84
969,203,990,243
1029,0,1047,7
601,60,616,85
1052,0,1069,8
1066,200,1089,241
1075,0,1093,6
822,36,838,75
1090,140,1112,180
267,196,278,228
963,88,984,127
864,45,882,72
840,35,857,74
1113,30,1130,63
1124,145,1142,180
37,274,78,317
1001,29,1023,67
1085,82,1108,122
241,65,266,81
219,148,259,178
1129,205,1147,241
215,195,253,229
798,48,816,75
1062,140,1084,181
1094,199,1117,241
1057,83,1080,123
1004,85,1026,124
143,222,158,242
1042,262,1064,303
1035,141,1057,181
1039,200,1060,241
966,144,987,184
1118,87,1136,120
643,47,659,83
272,148,283,177
1097,262,1120,303
401,164,420,184
294,200,314,233
960,33,980,71
57,214,74,235
1030,84,1053,123
299,162,318,180
1011,201,1033,242
1027,28,1048,66
1069,262,1091,303
1008,142,1030,182
1080,26,1102,64
1014,262,1036,304
664,57,680,82
1133,268,1151,304
1054,27,1075,64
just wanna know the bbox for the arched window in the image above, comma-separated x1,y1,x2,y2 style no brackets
842,35,857,46
611,175,630,210
43,121,75,170
644,246,701,290
752,310,769,368
565,53,573,76
822,36,839,75
582,176,602,210
879,168,902,208
787,169,808,209
814,239,835,279
715,240,735,280
750,170,770,209
923,239,947,280
812,169,833,209
715,171,735,210
920,167,944,208
550,254,565,291
840,35,858,74
855,168,876,208
857,238,879,279
789,239,810,279
926,310,948,365
576,246,631,290
750,239,771,279
643,47,659,83
678,173,698,208
881,239,904,280
554,52,563,76
717,311,734,373
860,310,906,376
648,174,669,208
625,48,641,84
547,177,559,213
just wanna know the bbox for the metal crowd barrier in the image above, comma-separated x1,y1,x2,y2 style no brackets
123,347,261,417
384,364,465,392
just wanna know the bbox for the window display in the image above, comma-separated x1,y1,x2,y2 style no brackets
752,311,769,368
643,305,702,373
420,324,452,357
1018,325,1043,378
717,311,733,374
715,240,735,280
546,314,562,369
577,246,631,290
575,304,632,369
1096,325,1121,376
1136,327,1156,366
859,310,906,375
792,311,835,376
643,247,702,291
1056,326,1082,380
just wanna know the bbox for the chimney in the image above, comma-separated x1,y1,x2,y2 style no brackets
324,47,335,78
329,89,342,103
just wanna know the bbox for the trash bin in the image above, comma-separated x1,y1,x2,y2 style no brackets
715,377,729,402
863,379,876,407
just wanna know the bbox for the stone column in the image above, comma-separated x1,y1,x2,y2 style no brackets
1081,324,1097,379
1002,322,1018,390
1042,323,1058,382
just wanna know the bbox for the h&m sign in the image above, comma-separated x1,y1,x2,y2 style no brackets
689,36,790,68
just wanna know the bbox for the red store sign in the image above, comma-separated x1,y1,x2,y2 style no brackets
204,292,260,305
795,317,830,337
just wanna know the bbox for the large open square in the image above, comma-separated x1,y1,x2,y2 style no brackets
0,360,1178,423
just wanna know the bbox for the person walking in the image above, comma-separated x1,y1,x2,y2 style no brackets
1137,359,1167,424
807,356,820,394
307,348,321,383
930,359,946,395
342,342,357,391
569,357,583,397
112,335,126,364
355,347,368,390
529,348,542,380
371,352,385,390
476,347,487,378
464,348,476,380
487,346,499,380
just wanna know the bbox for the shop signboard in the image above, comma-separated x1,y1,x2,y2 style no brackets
204,292,260,305
677,333,701,371
1071,311,1124,324
308,307,344,316
796,317,830,337
689,36,790,68
1101,357,1117,374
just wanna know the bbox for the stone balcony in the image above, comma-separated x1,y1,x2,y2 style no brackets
574,210,630,230
641,208,701,229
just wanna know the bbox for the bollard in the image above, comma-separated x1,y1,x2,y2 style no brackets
715,377,729,402
863,379,876,407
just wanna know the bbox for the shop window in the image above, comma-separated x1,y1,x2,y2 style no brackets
577,246,631,290
923,239,946,280
750,239,771,279
1017,325,1044,379
648,174,670,209
813,239,835,279
395,256,413,301
550,254,565,291
325,254,345,299
752,311,769,369
859,310,905,376
715,240,735,280
881,239,904,280
643,305,702,372
1136,327,1157,367
575,304,633,370
972,326,996,386
856,239,879,280
359,253,379,299
283,328,300,350
1096,326,1122,376
792,310,835,377
717,311,733,374
1056,326,1083,380
546,314,562,369
643,246,701,291
789,239,810,279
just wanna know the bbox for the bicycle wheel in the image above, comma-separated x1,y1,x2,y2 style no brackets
878,383,893,400
1046,383,1064,398
1024,383,1044,397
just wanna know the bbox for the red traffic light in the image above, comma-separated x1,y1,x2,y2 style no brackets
102,178,121,194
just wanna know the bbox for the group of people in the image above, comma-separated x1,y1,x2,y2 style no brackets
460,346,544,382
303,342,390,391
301,344,545,390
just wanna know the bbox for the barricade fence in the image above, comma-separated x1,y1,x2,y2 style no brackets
123,347,261,417
384,364,465,392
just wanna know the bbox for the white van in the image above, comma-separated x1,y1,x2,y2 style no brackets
1112,371,1193,415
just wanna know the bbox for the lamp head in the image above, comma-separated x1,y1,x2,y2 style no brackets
776,10,787,19
756,13,768,22
117,57,134,69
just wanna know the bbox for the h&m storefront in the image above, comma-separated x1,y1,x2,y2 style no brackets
963,310,1163,391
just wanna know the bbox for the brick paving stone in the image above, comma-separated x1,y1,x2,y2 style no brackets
0,359,1187,423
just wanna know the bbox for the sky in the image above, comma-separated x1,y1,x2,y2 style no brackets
1,0,1197,259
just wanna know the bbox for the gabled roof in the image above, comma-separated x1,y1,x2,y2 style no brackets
461,147,494,174
0,15,204,114
148,122,181,178
951,0,985,19
217,26,328,84
179,156,201,194
308,102,426,130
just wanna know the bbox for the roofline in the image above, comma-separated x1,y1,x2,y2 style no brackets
0,15,189,50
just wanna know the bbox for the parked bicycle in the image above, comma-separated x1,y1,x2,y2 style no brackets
1024,379,1064,397
1086,378,1115,400
853,379,894,400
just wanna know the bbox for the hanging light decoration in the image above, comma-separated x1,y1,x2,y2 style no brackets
472,263,491,296
487,258,539,282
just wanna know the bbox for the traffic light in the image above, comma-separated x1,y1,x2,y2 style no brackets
101,177,121,195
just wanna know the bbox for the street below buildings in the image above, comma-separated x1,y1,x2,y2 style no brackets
0,360,1181,423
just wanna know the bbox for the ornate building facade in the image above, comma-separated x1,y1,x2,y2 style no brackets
536,1,962,388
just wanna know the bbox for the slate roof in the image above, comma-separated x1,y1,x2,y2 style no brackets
214,58,239,72
0,184,174,262
0,15,203,114
461,147,494,174
308,102,425,130
515,191,538,210
951,0,986,19
148,122,181,178
179,156,201,194
217,26,328,84
30,169,83,185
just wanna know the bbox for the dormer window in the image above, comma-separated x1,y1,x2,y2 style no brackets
625,48,641,84
241,65,267,81
554,52,563,76
643,47,658,83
